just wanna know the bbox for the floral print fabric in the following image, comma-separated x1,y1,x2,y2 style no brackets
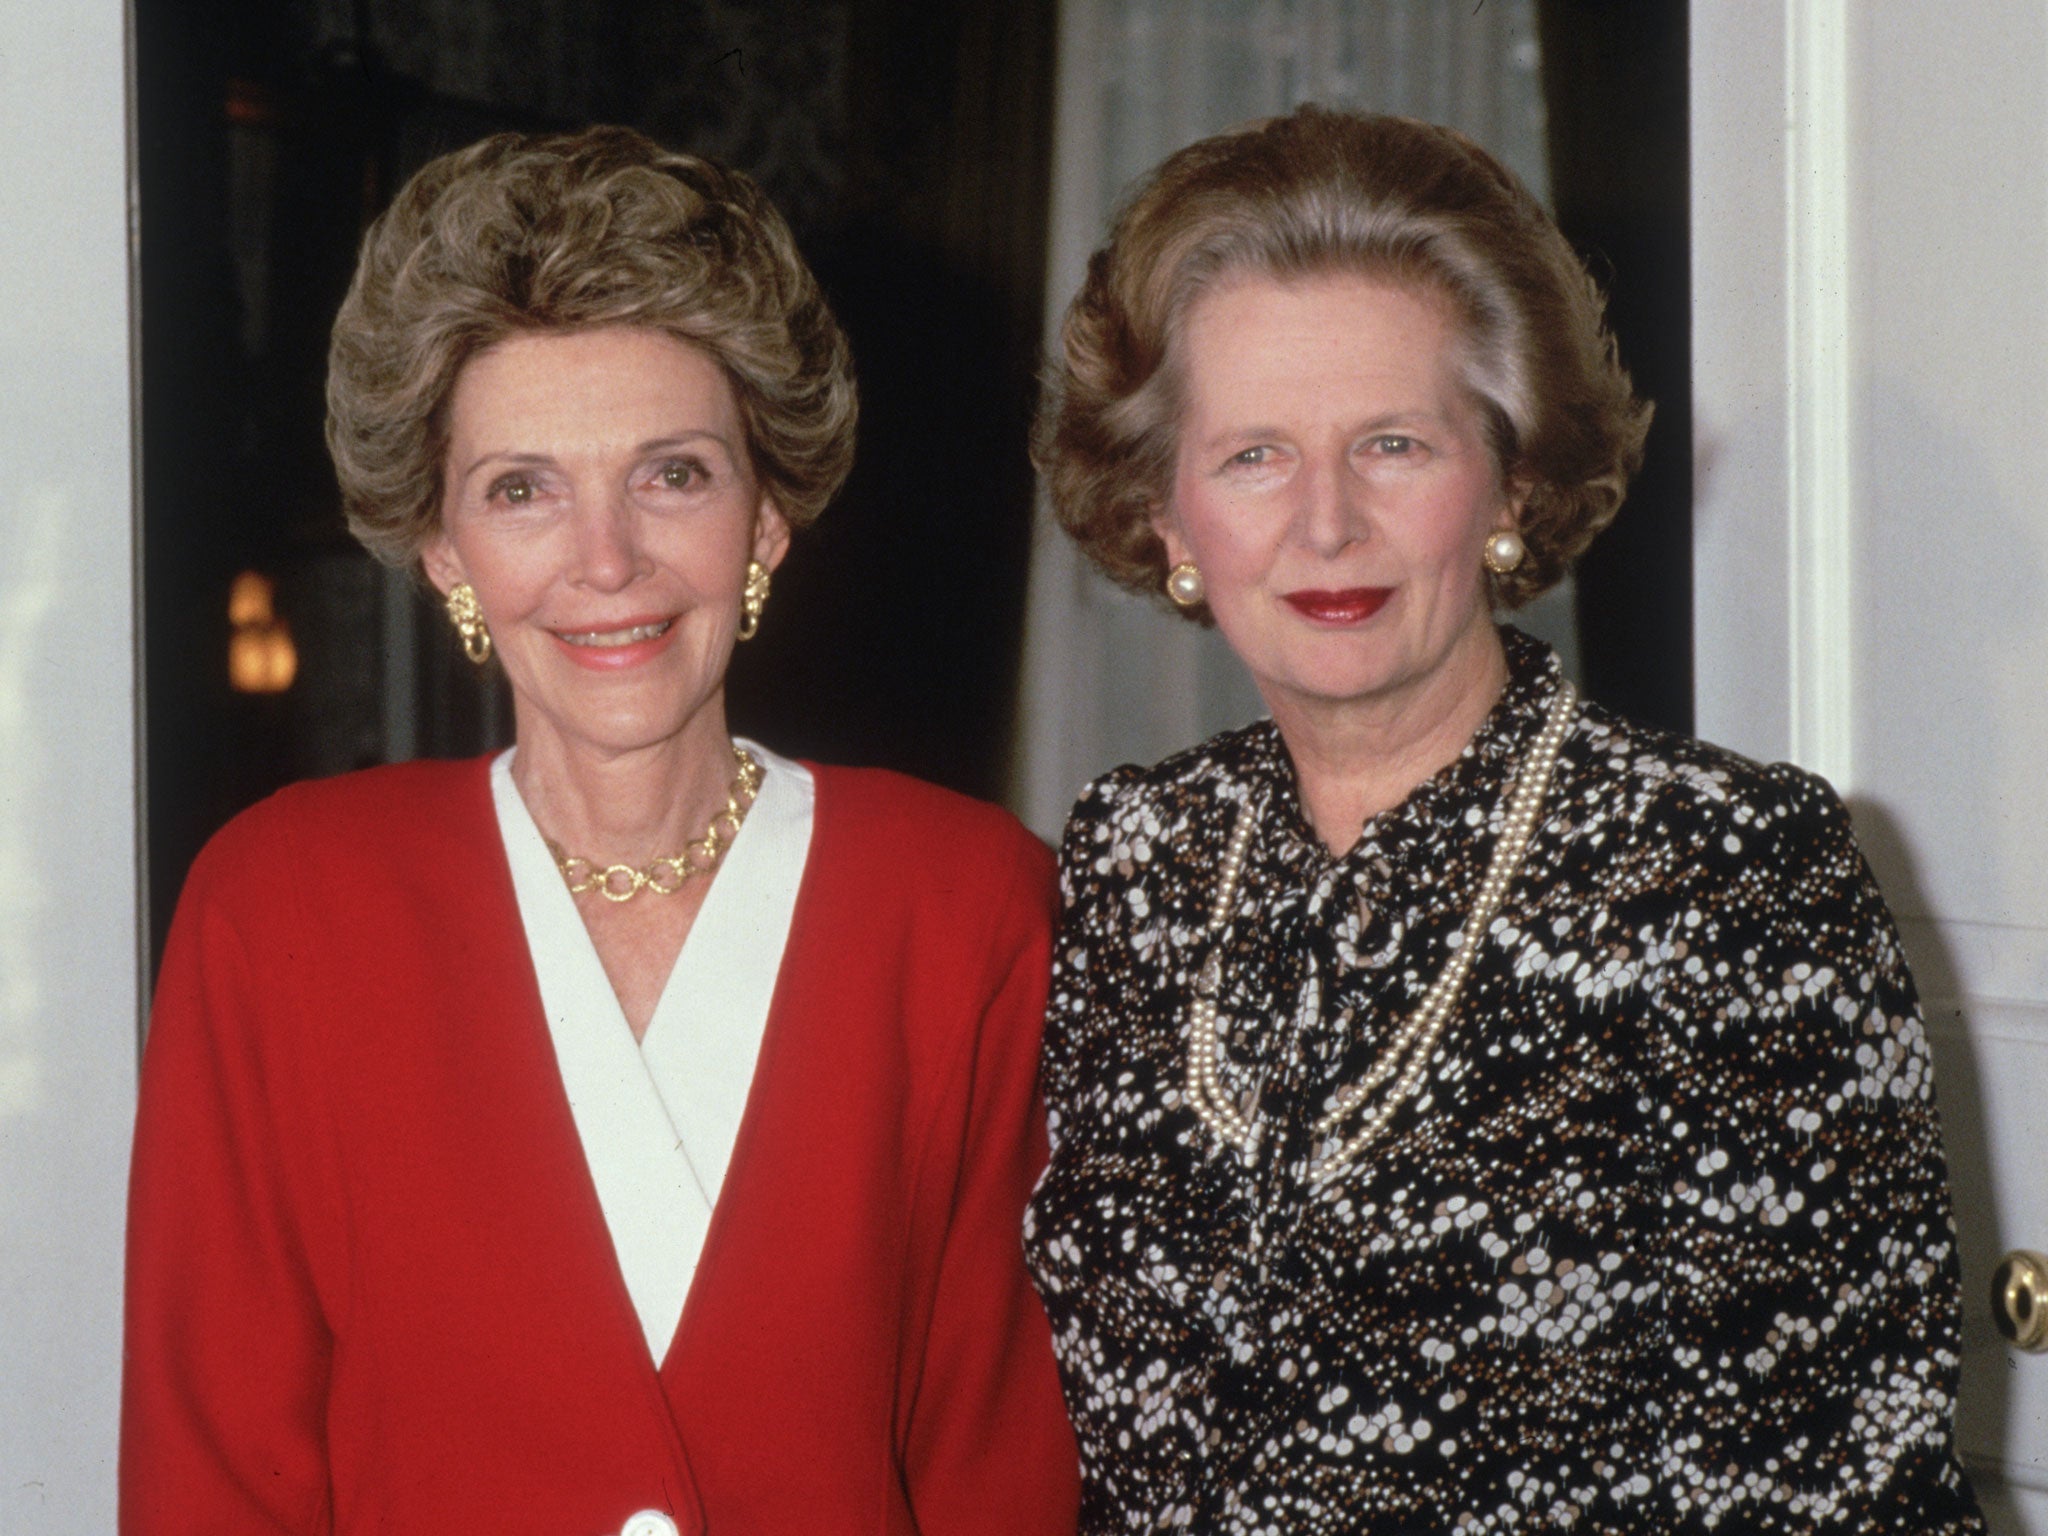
1024,629,1985,1534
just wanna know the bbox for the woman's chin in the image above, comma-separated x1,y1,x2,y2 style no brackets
1247,642,1412,713
512,681,726,764
1247,619,1504,719
555,720,705,762
1271,673,1407,715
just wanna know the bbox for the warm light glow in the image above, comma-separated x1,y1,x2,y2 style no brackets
228,570,297,693
228,570,273,626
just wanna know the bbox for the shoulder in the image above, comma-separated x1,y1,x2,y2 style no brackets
1082,719,1275,804
1557,704,1891,991
1565,699,1854,869
790,767,1056,1044
1049,725,1276,954
804,762,1054,915
185,756,496,899
153,758,503,1054
1060,720,1273,851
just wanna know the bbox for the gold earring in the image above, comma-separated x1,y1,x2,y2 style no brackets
445,582,492,664
737,560,771,641
1165,562,1205,608
1482,529,1527,576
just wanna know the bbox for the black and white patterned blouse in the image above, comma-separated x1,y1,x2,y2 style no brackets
1023,629,1984,1534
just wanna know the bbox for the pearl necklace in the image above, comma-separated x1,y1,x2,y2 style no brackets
1184,681,1578,1189
546,746,763,902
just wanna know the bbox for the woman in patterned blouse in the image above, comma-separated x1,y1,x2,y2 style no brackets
1023,105,1985,1533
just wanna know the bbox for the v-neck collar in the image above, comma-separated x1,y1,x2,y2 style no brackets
491,740,814,1365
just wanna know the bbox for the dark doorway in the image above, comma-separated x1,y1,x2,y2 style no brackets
1539,0,1693,735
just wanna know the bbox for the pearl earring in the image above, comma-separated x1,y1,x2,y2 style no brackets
1165,562,1205,607
1482,529,1527,576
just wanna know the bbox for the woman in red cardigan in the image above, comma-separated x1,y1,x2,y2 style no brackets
122,127,1079,1536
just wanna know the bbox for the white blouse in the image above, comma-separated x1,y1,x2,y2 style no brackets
491,740,815,1364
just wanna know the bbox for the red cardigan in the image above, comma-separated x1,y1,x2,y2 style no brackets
122,757,1080,1535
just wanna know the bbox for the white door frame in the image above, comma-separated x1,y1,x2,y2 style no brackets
1691,0,1854,780
0,3,142,1530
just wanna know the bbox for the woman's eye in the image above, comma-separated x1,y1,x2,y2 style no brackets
486,474,537,505
1372,435,1415,455
1227,446,1275,469
658,459,705,490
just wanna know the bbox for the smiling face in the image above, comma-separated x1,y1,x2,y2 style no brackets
421,325,788,766
1160,273,1518,733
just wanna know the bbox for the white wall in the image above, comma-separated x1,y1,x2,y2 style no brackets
0,3,139,1530
1693,2,2048,1525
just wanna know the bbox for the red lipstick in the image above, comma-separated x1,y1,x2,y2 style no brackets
1282,587,1392,625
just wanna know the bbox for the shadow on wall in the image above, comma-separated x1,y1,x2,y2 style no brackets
1849,797,2008,1489
1843,376,2048,1497
1853,379,2048,965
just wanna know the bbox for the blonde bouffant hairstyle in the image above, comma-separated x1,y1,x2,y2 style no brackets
327,125,856,567
1033,106,1651,617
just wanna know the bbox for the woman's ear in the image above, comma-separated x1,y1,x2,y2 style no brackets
1149,503,1189,568
1501,476,1531,531
419,534,464,598
753,495,793,572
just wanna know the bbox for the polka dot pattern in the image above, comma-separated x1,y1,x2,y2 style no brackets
1023,631,1985,1534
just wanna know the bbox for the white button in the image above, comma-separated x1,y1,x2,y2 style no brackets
619,1512,678,1536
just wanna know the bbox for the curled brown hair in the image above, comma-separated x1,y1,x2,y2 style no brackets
327,125,856,567
1033,105,1651,614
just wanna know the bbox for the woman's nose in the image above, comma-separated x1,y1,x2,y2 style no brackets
1296,457,1369,556
574,499,648,590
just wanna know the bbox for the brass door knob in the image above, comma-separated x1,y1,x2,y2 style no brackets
1994,1250,2048,1351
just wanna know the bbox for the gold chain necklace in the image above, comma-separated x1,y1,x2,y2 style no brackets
545,746,764,903
1185,681,1577,1188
